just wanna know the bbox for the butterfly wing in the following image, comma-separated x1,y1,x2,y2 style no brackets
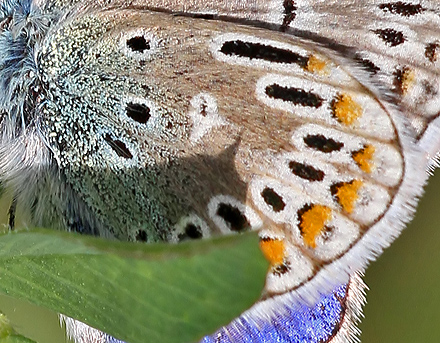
1,2,425,304
281,0,440,169
110,0,440,163
130,0,440,133
204,273,366,343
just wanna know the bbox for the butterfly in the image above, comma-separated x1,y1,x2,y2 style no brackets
0,0,439,342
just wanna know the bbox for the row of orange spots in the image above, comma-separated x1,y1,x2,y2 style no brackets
260,179,362,257
304,54,365,127
260,178,366,257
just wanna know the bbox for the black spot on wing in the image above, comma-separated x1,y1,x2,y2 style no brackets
126,36,150,53
136,230,148,242
288,161,325,181
261,187,286,212
378,2,425,16
425,42,439,63
265,84,324,107
373,28,405,47
282,0,297,29
178,223,203,241
216,203,250,232
220,40,309,67
273,261,291,276
303,134,344,153
126,102,151,124
103,134,133,159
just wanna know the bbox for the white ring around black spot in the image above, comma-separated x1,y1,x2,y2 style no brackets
120,29,158,60
207,195,262,234
121,96,162,131
171,214,211,243
97,129,138,167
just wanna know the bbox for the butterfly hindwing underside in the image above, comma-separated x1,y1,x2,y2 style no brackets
0,0,433,307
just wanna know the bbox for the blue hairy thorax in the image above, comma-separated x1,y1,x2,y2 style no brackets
0,0,53,137
0,0,66,233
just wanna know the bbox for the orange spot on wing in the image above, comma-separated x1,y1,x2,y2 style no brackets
298,204,332,248
259,238,286,265
400,68,415,95
331,93,362,126
306,55,327,74
332,180,363,213
352,145,375,173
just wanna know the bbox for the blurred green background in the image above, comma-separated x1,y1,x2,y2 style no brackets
361,168,440,342
1,170,440,343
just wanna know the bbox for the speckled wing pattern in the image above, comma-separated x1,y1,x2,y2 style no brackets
149,0,440,156
1,1,439,342
0,0,433,305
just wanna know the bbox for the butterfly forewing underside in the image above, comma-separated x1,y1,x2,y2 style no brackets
0,0,434,306
109,0,440,139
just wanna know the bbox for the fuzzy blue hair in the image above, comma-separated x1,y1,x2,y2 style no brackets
0,0,52,136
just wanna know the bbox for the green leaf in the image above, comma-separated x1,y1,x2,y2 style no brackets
0,313,37,343
0,229,268,343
